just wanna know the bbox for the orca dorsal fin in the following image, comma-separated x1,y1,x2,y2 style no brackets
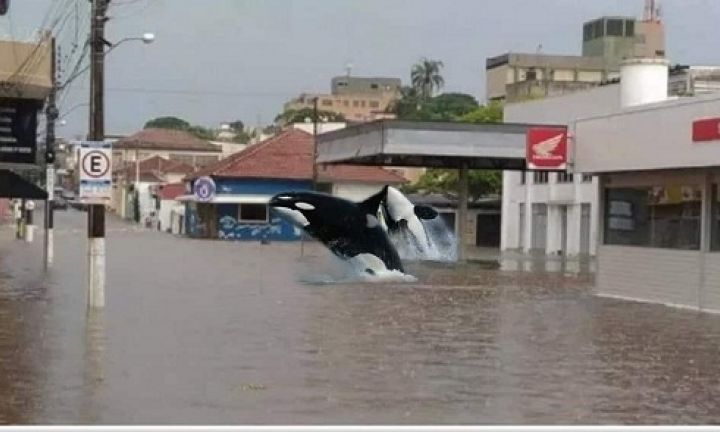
358,185,388,215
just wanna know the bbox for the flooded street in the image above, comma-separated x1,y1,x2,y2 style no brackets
0,209,719,424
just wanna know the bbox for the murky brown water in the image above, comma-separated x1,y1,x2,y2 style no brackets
0,209,719,424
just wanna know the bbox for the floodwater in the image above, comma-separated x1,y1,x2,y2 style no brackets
0,209,719,424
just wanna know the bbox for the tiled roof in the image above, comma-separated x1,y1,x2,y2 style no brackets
114,156,196,181
156,183,187,200
188,129,406,184
114,128,221,152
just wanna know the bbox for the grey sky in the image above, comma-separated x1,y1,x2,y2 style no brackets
3,0,720,138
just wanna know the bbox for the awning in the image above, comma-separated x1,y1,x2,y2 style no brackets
176,194,272,204
0,170,48,199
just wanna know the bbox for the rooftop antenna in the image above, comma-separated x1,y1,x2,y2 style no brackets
644,0,660,21
536,43,543,54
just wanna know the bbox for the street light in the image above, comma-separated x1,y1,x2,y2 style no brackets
58,32,155,91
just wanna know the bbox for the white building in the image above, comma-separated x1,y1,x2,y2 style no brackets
501,84,621,256
573,59,720,312
501,62,720,257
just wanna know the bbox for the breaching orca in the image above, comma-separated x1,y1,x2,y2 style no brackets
378,185,438,256
269,190,405,274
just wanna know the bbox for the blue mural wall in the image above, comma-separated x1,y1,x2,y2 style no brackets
186,178,313,241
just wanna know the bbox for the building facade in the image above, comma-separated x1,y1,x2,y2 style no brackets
112,128,222,169
574,89,720,313
181,129,406,241
501,85,620,257
487,3,666,103
284,75,401,123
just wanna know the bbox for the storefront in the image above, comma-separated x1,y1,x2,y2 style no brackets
573,91,720,312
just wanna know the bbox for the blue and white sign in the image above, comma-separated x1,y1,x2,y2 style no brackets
79,141,112,204
194,176,216,202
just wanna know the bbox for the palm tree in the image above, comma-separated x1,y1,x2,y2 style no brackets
411,58,444,99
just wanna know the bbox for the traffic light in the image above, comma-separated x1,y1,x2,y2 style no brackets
0,0,9,16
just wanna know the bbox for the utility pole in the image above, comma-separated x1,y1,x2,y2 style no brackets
87,0,108,309
311,97,319,190
44,33,58,269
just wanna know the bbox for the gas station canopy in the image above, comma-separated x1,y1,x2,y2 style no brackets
316,120,565,170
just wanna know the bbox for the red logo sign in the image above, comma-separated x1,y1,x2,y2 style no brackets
526,127,568,170
692,118,720,142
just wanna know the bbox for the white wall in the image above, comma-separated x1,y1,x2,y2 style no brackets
158,199,183,232
501,84,620,256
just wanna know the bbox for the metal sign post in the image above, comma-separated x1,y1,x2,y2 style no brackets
79,140,112,309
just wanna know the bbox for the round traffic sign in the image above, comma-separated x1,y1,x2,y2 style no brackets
194,176,216,202
81,150,110,178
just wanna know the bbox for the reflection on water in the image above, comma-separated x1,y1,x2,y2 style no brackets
0,211,718,424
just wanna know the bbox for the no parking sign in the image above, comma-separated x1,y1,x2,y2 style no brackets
79,141,112,204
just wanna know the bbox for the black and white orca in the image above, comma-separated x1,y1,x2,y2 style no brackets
268,187,439,275
378,185,438,256
269,190,404,274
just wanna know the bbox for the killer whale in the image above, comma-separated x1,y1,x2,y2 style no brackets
269,190,405,274
269,187,439,274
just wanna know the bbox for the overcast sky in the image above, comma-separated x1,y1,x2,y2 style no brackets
3,0,720,138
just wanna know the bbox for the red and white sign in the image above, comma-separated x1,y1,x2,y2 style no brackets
692,118,720,142
526,127,568,170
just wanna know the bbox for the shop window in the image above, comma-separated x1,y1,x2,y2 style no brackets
534,171,548,184
604,185,701,250
711,184,720,251
557,172,574,183
238,203,268,223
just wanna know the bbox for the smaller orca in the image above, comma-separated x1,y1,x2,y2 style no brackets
269,191,405,274
373,186,439,256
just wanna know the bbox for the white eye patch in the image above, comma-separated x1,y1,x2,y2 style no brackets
295,202,315,211
273,207,309,227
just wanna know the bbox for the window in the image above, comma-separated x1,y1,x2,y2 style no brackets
239,203,268,223
525,68,537,81
557,172,574,183
592,19,603,39
582,174,593,182
369,101,380,108
370,83,378,89
353,100,360,107
583,22,593,41
625,20,634,37
321,99,332,107
604,185,701,250
337,81,347,87
343,100,349,107
534,171,548,184
606,19,623,36
520,171,526,185
360,100,366,107
711,185,720,251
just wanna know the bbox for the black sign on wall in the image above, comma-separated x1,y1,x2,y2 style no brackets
0,98,42,165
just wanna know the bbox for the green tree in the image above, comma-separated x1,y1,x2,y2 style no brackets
274,108,346,125
411,57,444,99
403,102,505,198
457,102,503,123
144,116,191,130
404,169,502,200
